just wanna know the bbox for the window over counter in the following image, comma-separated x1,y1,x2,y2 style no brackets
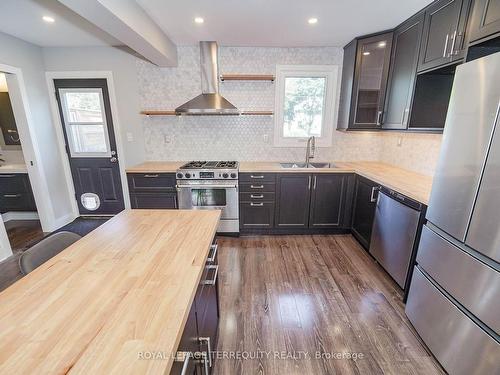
274,65,339,147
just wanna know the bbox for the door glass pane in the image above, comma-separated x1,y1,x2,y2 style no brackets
68,124,108,153
191,189,226,207
283,77,326,137
355,39,389,124
64,91,103,122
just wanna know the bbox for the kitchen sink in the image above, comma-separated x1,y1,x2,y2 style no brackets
280,162,334,169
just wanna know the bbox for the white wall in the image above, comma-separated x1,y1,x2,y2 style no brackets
0,32,74,231
42,46,145,167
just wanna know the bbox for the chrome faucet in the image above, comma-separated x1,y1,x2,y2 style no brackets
305,136,315,167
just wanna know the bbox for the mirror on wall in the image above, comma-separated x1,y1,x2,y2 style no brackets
0,73,21,149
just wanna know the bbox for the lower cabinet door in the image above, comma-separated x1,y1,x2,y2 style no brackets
275,174,311,228
130,193,177,209
309,174,350,228
196,266,219,375
239,201,274,228
170,303,201,375
351,176,380,249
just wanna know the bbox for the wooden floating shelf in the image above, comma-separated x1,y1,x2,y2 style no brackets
141,110,273,116
220,74,275,82
140,110,177,116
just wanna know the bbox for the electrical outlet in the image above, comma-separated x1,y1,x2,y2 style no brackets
126,132,134,142
163,134,172,144
263,134,269,143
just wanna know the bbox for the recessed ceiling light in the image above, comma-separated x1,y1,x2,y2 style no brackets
363,51,371,56
42,16,55,23
378,41,387,48
308,18,318,25
194,17,204,24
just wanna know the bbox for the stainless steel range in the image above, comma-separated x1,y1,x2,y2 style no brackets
176,161,239,234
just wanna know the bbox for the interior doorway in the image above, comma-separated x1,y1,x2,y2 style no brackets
0,71,44,260
53,78,125,215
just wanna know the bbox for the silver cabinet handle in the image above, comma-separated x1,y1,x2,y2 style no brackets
250,202,264,206
443,34,449,58
308,175,312,190
207,242,218,263
376,111,383,125
448,30,457,57
313,176,317,190
0,174,15,178
174,352,192,375
199,337,213,368
3,194,21,198
250,185,264,189
370,186,381,202
250,175,264,179
201,265,219,285
144,174,158,178
250,194,264,199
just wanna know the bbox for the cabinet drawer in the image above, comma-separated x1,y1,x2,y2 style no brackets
129,193,177,209
240,202,274,228
239,183,275,193
239,192,275,202
239,173,275,183
0,174,30,194
406,267,500,375
417,225,500,334
127,173,176,191
0,192,36,212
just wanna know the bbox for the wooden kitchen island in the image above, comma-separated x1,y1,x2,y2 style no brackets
0,209,220,374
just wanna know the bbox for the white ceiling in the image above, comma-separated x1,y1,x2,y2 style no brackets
0,0,120,47
136,0,434,47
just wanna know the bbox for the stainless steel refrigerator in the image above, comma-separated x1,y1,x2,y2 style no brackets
405,52,500,375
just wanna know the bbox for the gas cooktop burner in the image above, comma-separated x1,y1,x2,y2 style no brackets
181,161,238,169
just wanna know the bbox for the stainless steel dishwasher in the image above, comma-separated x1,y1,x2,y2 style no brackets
369,187,424,291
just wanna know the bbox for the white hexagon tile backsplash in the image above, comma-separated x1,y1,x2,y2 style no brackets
138,45,441,175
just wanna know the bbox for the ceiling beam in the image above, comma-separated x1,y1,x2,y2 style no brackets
57,0,177,67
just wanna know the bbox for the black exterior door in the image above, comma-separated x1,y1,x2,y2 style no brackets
54,79,125,215
383,12,425,130
275,174,311,228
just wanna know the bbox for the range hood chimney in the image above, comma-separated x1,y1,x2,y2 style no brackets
175,42,239,115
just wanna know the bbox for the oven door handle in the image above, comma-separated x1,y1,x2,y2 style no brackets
176,184,238,189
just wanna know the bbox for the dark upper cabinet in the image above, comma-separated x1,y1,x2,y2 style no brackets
468,0,500,43
418,0,472,72
337,32,393,130
351,176,380,250
275,174,311,228
0,92,20,146
383,12,425,130
309,174,352,228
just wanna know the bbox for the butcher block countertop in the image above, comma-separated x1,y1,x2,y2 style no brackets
126,160,433,204
240,161,433,204
0,209,220,375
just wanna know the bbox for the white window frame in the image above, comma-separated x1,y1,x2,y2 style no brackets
58,88,112,158
274,65,339,147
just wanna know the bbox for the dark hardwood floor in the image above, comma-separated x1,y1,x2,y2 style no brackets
214,235,443,375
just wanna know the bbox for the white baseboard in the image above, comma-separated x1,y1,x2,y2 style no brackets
2,211,39,222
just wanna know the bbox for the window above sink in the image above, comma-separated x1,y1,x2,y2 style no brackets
273,65,339,148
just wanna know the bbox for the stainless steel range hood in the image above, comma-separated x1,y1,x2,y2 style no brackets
175,42,239,115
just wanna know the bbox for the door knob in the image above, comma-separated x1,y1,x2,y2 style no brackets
110,157,117,163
